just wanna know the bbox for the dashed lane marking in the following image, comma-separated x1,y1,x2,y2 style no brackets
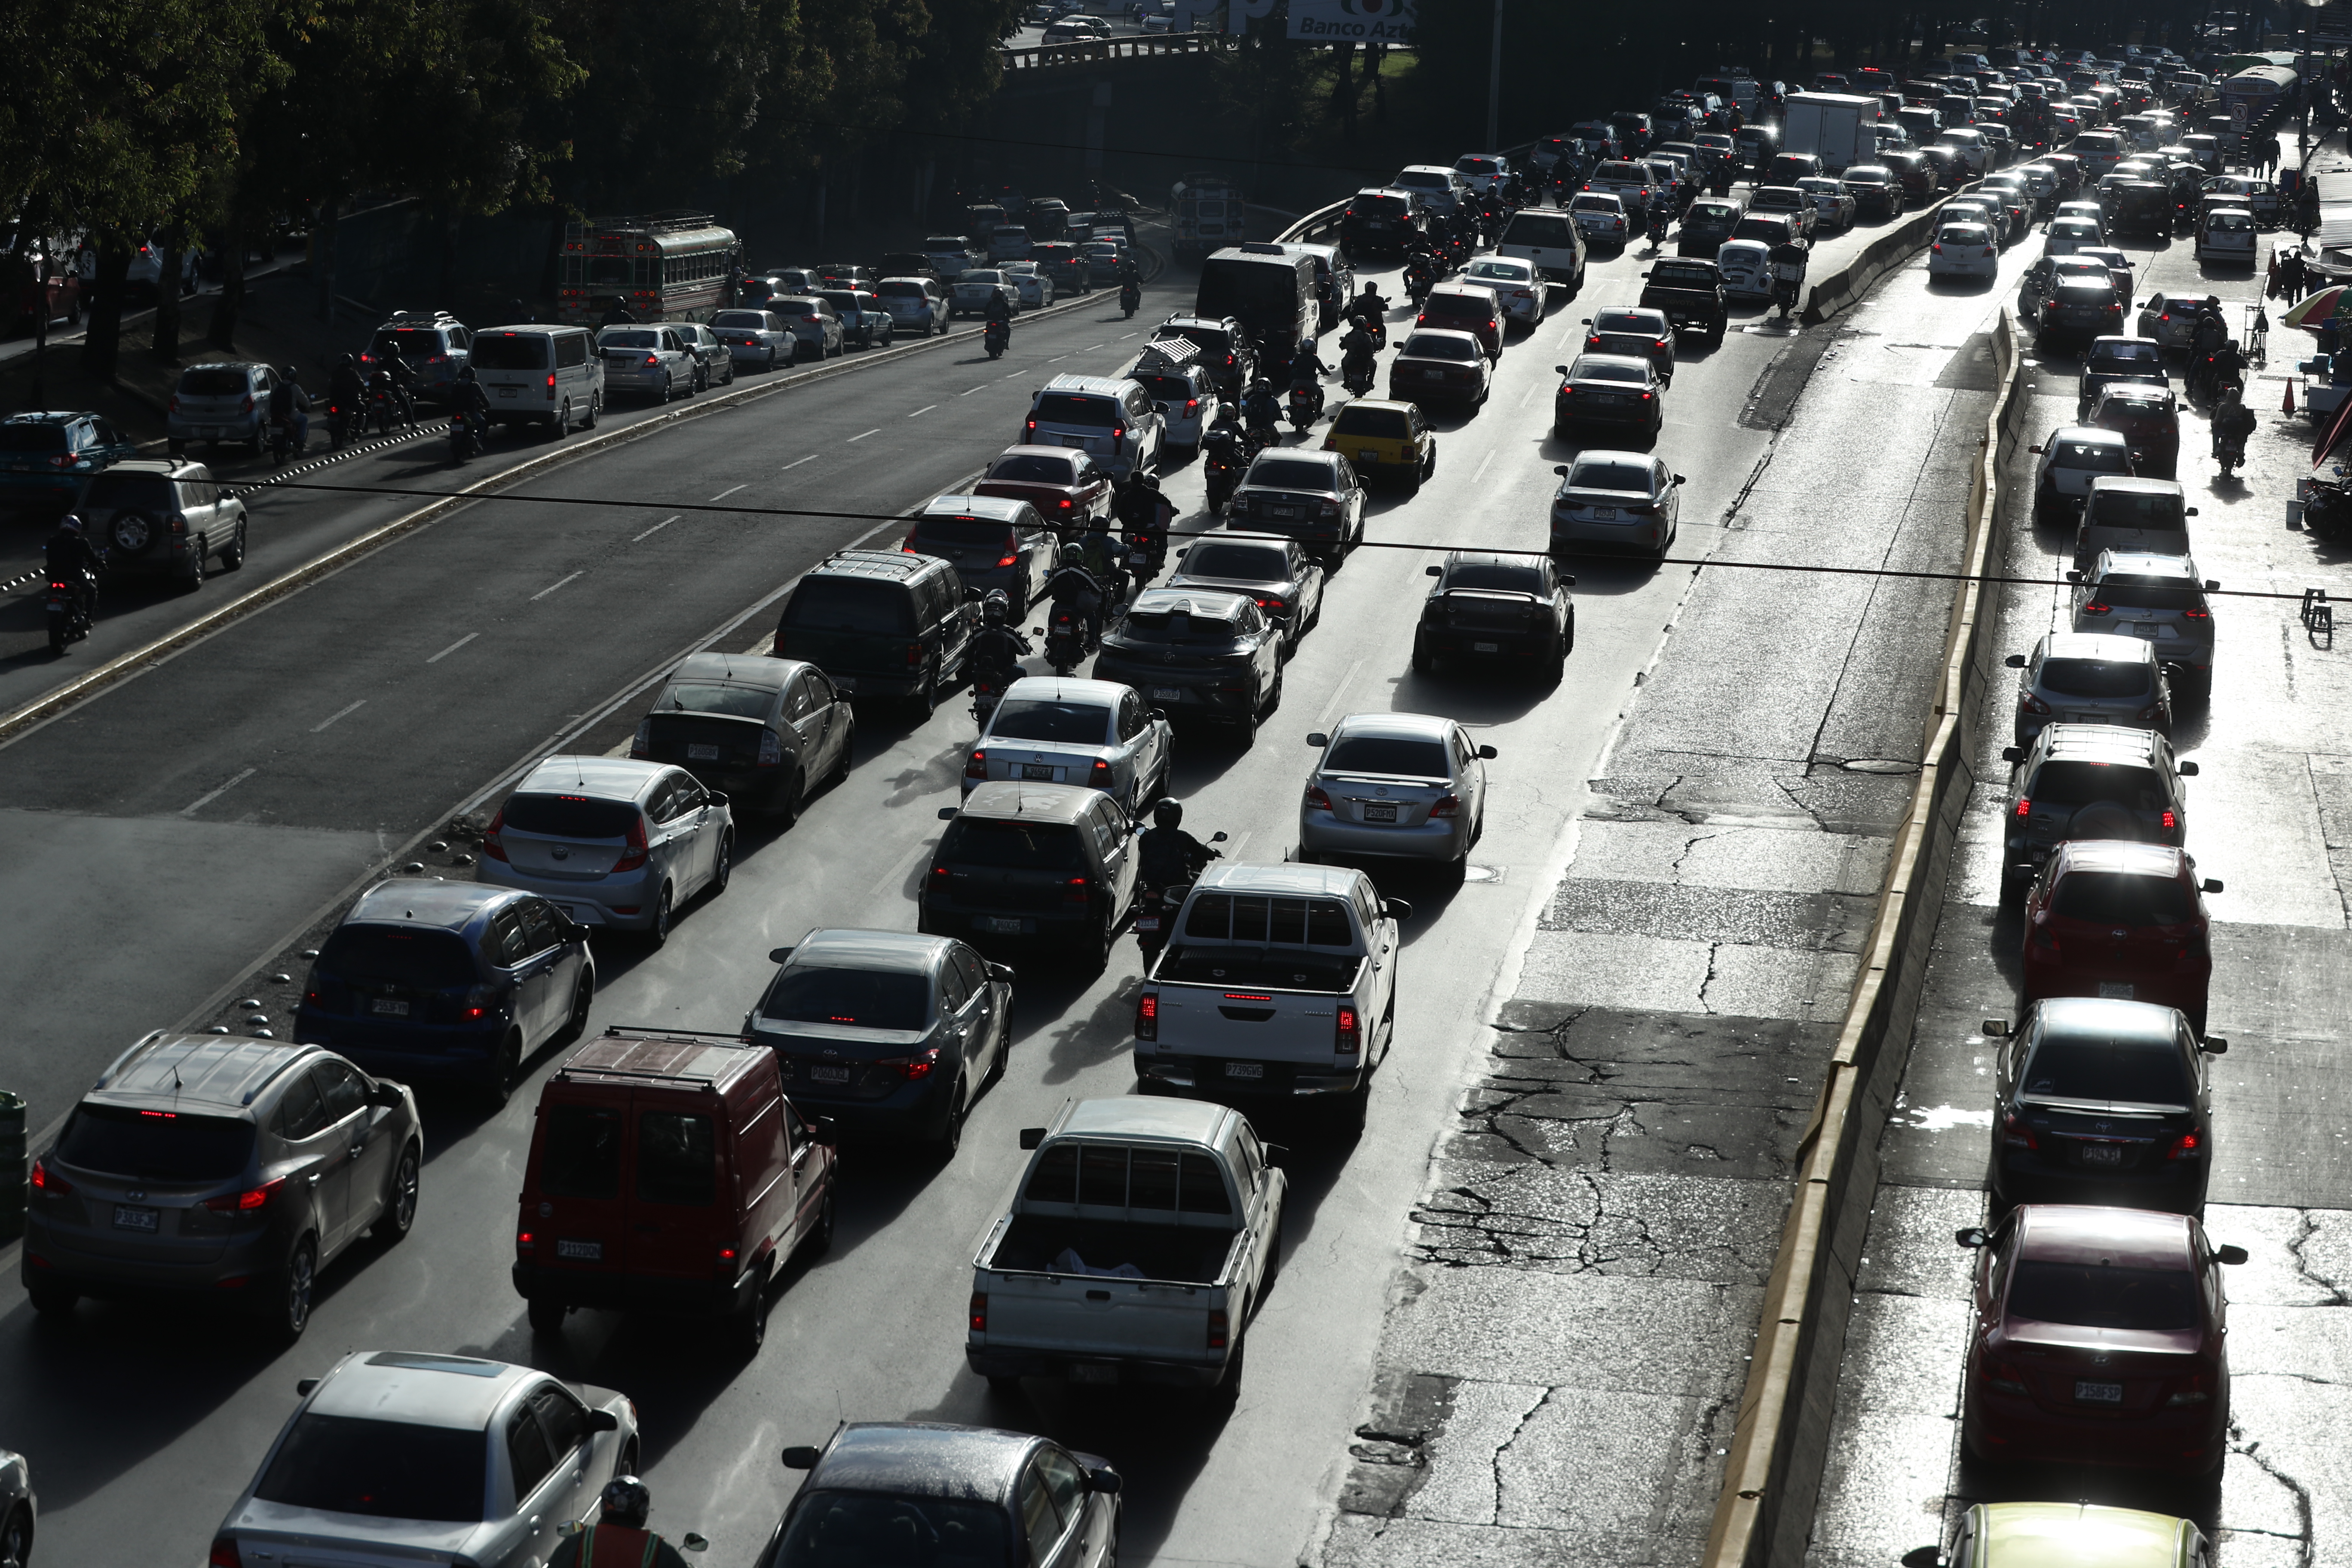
848,429,880,442
310,700,365,733
181,767,255,816
709,483,746,501
781,455,816,471
961,386,987,395
530,571,582,601
426,633,478,664
632,515,679,543
910,404,937,417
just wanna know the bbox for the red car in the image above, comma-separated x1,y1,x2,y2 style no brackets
1959,1204,2244,1476
2022,841,2220,1032
1417,283,1504,359
970,444,1114,526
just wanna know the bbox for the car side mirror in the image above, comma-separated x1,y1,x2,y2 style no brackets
588,1408,621,1432
988,962,1015,982
2200,1034,2229,1054
2215,1244,2249,1265
297,1378,320,1396
1032,627,1045,636
1955,1227,1990,1248
2001,746,2023,763
682,1535,710,1554
1089,1467,1124,1494
2185,506,2198,516
769,947,795,965
1381,898,1413,921
1425,564,1442,576
559,1520,586,1538
2029,444,2043,453
938,806,960,820
2004,653,2027,668
1579,316,1592,324
367,1081,403,1109
1476,744,1498,759
2201,878,2223,893
1982,1017,2011,1036
2177,760,2199,776
2204,579,2220,591
1553,464,1569,475
782,1446,822,1470
707,791,729,809
1019,1127,1047,1151
808,1118,836,1145
1306,731,1329,747
1554,363,1569,374
1210,831,1228,842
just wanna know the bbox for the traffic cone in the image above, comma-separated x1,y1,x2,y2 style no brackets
2287,380,2299,415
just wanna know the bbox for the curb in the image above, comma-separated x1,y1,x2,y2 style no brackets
1701,306,2027,1568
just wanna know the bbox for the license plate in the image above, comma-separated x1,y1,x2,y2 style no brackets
687,743,722,761
1419,368,1443,379
1135,914,1160,931
2126,622,2162,638
832,676,858,692
1473,641,1501,653
1364,802,1399,823
2098,981,2135,999
113,1204,158,1232
497,387,518,398
371,998,410,1017
1069,1362,1121,1384
1592,392,1628,406
2075,1379,2124,1403
1271,505,1299,518
2067,713,2104,724
556,1239,603,1261
1022,763,1057,780
1224,1061,1265,1079
979,916,1026,934
1149,686,1184,701
1367,219,1389,227
1060,435,1089,448
810,1065,852,1084
1358,449,1378,462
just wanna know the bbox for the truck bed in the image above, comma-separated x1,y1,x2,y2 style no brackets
1155,946,1362,992
984,1215,1237,1285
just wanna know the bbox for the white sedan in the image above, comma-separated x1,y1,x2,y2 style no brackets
1001,261,1058,308
1929,222,2002,279
951,269,1021,318
962,677,1173,813
1462,256,1547,325
2194,205,2257,264
2044,216,2105,255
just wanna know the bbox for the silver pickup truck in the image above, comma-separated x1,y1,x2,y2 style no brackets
1133,862,1403,1130
967,1097,1283,1399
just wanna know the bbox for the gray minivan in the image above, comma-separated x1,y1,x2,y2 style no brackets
469,325,603,434
2072,476,2194,569
771,549,979,715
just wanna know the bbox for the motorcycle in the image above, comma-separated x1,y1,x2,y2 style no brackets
449,411,482,464
1041,606,1090,676
368,374,405,435
1648,205,1672,247
45,569,94,654
1119,279,1141,317
328,396,358,447
1403,257,1436,301
268,413,296,466
983,318,1010,358
1287,380,1324,429
970,670,1014,726
1244,407,1281,451
1341,351,1376,396
2214,430,2247,477
1204,449,1242,515
1134,838,1227,965
1772,274,1801,319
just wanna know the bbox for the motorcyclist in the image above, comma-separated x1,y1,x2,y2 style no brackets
266,367,310,452
1138,798,1217,890
328,353,367,440
452,364,492,436
1240,377,1283,445
1767,238,1810,317
45,513,104,623
1339,314,1379,389
601,301,637,325
2206,337,2249,401
1200,406,1245,488
1044,542,1104,649
1648,199,1672,245
377,346,419,425
1078,515,1127,600
2188,306,2228,397
1349,282,1388,334
2211,384,2257,459
983,289,1013,334
546,1477,694,1568
969,591,1032,684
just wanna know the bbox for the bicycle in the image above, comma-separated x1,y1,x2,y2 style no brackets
2246,304,2270,365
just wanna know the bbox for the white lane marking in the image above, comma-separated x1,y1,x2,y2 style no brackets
1473,450,1497,483
633,514,680,543
1518,380,1540,408
709,483,746,502
1315,655,1368,730
1047,355,1069,362
426,632,479,664
910,404,937,417
1118,332,1137,340
961,385,988,395
311,700,366,733
1084,343,1105,350
181,767,257,816
781,455,816,471
531,571,583,601
1000,373,1022,382
848,429,880,442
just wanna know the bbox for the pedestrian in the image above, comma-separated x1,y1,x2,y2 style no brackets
2286,248,2309,303
2270,250,2284,299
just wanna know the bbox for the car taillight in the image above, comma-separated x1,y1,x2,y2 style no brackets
1305,785,1332,812
1090,759,1113,788
643,355,658,365
1207,1308,1230,1349
885,1048,939,1081
203,1177,283,1214
1186,398,1199,414
2014,797,2031,818
1064,876,1092,906
1136,991,1158,1040
516,1229,535,1253
28,1157,67,1195
1933,243,1943,253
211,1538,245,1568
1430,795,1461,818
2167,1128,2202,1161
906,641,925,668
803,314,823,324
965,748,989,780
969,1291,989,1332
1336,1003,1362,1057
757,729,784,767
240,394,255,413
480,807,509,862
2162,809,2177,830
1026,419,1037,437
547,373,557,389
1981,1357,2028,1394
613,815,652,873
168,393,180,414
2082,600,2110,614
2165,1372,2212,1405
2001,1111,2039,1148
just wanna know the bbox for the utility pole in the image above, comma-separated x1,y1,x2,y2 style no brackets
1485,0,1504,150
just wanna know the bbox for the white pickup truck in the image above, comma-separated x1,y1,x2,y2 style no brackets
1132,861,1403,1130
966,1096,1284,1397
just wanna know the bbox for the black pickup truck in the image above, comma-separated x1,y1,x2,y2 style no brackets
1638,258,1728,349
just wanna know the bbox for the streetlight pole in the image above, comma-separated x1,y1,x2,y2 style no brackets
1485,0,1504,150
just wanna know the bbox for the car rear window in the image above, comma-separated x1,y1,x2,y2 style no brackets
2024,759,2162,807
655,682,774,720
1331,404,1409,438
916,518,1016,548
1176,893,1354,946
176,367,250,397
2007,1259,2197,1330
1323,735,1449,778
1132,374,1193,403
469,333,549,371
762,967,931,1029
2051,870,2198,924
636,1111,714,1206
1940,225,1995,244
939,817,1088,870
1500,212,1576,245
2040,657,2151,697
2100,413,2168,443
1034,393,1116,428
986,453,1076,484
1403,335,1478,361
1118,606,1244,644
1445,562,1546,593
813,291,863,313
0,423,68,453
989,697,1112,743
1183,543,1290,580
1425,294,1496,321
711,310,773,328
1250,458,1336,490
2052,440,2130,472
57,1102,255,1181
2089,490,2185,527
317,925,481,987
1593,161,1648,181
784,578,917,635
1650,262,1718,286
255,1415,486,1522
82,472,173,510
600,330,659,349
775,1491,1014,1568
2094,576,2201,611
539,1103,622,1198
1569,460,1653,492
371,329,446,359
873,282,928,298
501,793,640,839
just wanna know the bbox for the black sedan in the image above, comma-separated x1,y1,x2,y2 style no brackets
1840,164,1906,218
1228,450,1367,566
1553,352,1664,439
1092,587,1285,739
759,1423,1120,1568
1412,551,1575,683
2034,275,2127,346
1387,328,1493,410
1162,532,1326,651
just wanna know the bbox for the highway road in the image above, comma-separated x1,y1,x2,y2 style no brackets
0,190,2093,1568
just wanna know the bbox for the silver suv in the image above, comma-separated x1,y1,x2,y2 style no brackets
362,309,472,402
78,457,248,585
479,756,736,943
2003,631,2171,745
20,1035,423,1342
1999,722,2197,899
167,361,275,456
2069,549,2218,699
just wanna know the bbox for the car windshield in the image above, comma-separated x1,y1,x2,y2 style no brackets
1445,562,1545,593
773,1489,1012,1568
254,1415,486,1523
1324,735,1449,778
1331,404,1409,438
763,967,932,1029
177,367,250,396
712,311,772,328
600,331,659,349
501,793,640,839
2094,575,2202,611
56,1102,255,1181
2051,870,2198,924
1034,394,1116,428
469,334,549,370
1568,460,1653,493
989,697,1112,743
784,579,917,635
987,453,1076,484
317,925,480,986
2026,759,2162,807
1576,360,1647,384
1403,335,1478,361
1249,458,1337,490
657,682,774,720
916,518,1014,547
1183,543,1290,579
2053,440,2130,472
939,817,1087,870
2089,489,2184,527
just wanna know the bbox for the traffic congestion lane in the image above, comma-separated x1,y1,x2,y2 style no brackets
0,208,1893,1566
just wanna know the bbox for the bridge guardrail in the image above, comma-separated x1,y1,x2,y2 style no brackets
999,32,1225,70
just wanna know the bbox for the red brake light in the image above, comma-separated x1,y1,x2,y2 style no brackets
643,355,658,365
969,1291,988,1332
1136,991,1159,1040
2001,1112,2038,1149
1430,794,1462,819
2162,809,2177,830
2082,600,2110,614
1336,1003,1362,1056
1090,758,1113,787
1207,1307,1230,1349
2168,1129,2202,1160
1064,876,1092,906
211,1538,245,1568
996,553,1018,567
2014,797,2031,818
546,373,557,388
29,1157,67,1194
203,1177,284,1214
1305,786,1332,812
890,1048,939,1081
516,1230,535,1252
480,808,509,863
613,815,651,873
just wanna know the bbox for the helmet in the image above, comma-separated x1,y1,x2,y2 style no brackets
58,513,83,534
1061,543,1084,565
459,365,477,382
282,365,299,380
599,1477,651,1530
1141,473,1160,490
983,589,1008,624
1154,799,1183,830
1348,315,1365,329
337,353,354,368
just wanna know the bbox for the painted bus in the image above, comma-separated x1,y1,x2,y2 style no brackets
557,211,740,322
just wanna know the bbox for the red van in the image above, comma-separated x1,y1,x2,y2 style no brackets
513,1027,836,1351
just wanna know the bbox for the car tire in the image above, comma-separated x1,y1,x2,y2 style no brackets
805,1188,836,1256
555,399,571,437
1212,1333,1247,1405
1083,914,1115,974
646,883,674,948
1,1501,31,1568
908,662,939,720
25,1280,77,1319
658,372,673,404
486,1029,524,1108
735,1260,771,1353
527,1297,567,1336
772,766,805,828
557,968,593,1044
709,830,733,897
374,1141,421,1242
181,548,205,591
1412,637,1434,674
827,721,855,789
937,1078,968,1159
722,358,735,385
582,392,600,429
218,519,247,570
263,1236,317,1345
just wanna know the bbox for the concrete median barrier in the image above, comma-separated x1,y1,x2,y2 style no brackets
1800,192,1956,326
1700,306,2029,1568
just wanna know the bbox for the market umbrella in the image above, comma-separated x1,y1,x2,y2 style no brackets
2285,285,2348,331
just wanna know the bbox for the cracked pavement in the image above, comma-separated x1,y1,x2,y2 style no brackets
1316,253,2004,1568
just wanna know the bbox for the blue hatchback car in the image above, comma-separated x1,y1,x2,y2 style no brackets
293,882,594,1103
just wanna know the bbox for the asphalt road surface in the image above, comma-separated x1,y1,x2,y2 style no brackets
0,198,1960,1568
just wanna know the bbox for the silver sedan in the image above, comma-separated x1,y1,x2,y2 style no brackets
595,325,695,402
1550,449,1683,561
1002,261,1057,308
709,308,796,369
952,269,1020,318
0,1449,31,1568
964,677,1173,813
1298,712,1495,870
668,321,735,391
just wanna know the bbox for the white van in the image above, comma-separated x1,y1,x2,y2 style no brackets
988,225,1034,263
469,324,604,433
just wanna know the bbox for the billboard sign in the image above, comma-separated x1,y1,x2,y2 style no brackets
1287,0,1415,40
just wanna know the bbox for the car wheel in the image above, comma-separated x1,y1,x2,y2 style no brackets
0,1502,30,1568
265,1236,317,1344
1546,637,1568,685
25,1279,77,1320
582,392,599,429
709,830,734,897
659,372,673,403
555,399,572,437
485,1029,524,1108
735,1261,771,1352
722,358,735,385
1212,1333,1247,1405
937,1078,968,1158
646,883,674,948
1412,637,1433,674
219,519,247,570
908,662,939,720
527,1297,567,1336
1083,914,1116,973
557,968,593,1044
374,1141,421,1242
181,548,205,591
827,722,855,789
772,766,805,828
805,1187,836,1256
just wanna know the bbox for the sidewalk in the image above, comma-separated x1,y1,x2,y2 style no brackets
1316,279,2003,1566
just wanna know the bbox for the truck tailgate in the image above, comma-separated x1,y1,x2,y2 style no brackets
1154,980,1353,1067
980,1269,1227,1360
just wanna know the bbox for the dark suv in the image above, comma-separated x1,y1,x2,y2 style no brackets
1340,187,1427,255
1411,551,1574,682
923,782,1139,969
21,1035,423,1342
1092,586,1284,739
772,549,977,716
1999,722,2197,899
1152,314,1255,398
